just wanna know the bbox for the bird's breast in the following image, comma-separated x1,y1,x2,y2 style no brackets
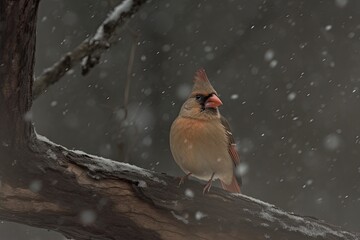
170,117,233,182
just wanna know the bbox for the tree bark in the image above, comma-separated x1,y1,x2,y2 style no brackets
0,0,38,146
0,1,359,240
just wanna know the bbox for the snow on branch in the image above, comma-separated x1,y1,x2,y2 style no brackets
32,0,146,100
93,0,134,41
2,131,359,240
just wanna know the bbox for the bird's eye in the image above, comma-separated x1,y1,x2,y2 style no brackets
195,95,203,101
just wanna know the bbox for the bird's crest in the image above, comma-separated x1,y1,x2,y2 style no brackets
192,68,216,94
194,68,209,82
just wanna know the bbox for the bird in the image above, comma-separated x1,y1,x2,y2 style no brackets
170,68,241,194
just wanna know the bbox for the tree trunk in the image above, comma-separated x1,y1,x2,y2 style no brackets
0,0,38,146
0,1,359,240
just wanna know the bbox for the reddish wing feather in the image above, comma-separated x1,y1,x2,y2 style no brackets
220,116,242,193
220,116,240,166
229,144,240,165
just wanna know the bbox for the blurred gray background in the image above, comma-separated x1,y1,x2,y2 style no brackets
1,0,360,239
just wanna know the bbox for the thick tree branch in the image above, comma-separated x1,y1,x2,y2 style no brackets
32,0,147,100
1,133,359,240
1,1,359,240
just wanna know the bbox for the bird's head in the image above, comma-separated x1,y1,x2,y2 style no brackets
179,68,223,120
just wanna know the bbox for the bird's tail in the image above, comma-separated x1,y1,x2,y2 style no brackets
220,176,241,193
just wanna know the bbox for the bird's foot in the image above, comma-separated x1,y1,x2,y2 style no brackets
202,181,212,194
202,172,215,194
178,172,192,187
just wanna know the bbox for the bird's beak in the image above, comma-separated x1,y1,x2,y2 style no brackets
205,95,223,108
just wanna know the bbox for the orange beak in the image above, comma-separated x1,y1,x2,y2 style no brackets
205,95,223,109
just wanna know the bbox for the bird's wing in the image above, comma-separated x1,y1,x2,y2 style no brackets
220,116,240,166
220,115,242,192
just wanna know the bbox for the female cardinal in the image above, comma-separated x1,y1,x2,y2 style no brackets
170,68,241,194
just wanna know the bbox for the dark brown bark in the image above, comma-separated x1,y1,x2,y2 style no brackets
2,138,359,240
0,1,359,240
0,0,39,146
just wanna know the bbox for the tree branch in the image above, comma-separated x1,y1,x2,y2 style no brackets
1,133,359,240
32,0,147,100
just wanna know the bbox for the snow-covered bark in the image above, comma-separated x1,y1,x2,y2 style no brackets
1,131,359,240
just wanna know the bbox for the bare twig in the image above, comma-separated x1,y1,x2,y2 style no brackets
114,27,140,163
32,0,147,100
123,27,140,119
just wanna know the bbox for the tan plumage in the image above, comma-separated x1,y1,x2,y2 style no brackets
170,69,241,193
